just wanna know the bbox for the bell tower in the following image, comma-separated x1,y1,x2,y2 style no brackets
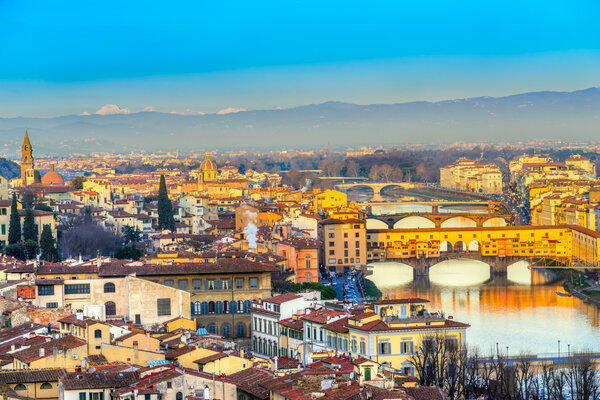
21,130,34,181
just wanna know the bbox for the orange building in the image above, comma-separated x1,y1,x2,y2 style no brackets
277,237,321,283
319,218,367,273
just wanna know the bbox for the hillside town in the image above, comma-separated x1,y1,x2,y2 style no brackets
0,132,598,399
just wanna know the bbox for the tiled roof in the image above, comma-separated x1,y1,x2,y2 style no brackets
61,371,139,390
263,292,301,304
12,335,86,363
0,323,45,344
164,345,197,359
227,368,274,400
193,353,227,364
0,368,66,384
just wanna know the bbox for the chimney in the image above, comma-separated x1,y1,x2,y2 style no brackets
39,347,45,358
10,344,15,352
76,310,84,320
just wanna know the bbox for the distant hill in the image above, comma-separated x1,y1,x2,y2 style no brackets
0,159,20,180
0,87,599,154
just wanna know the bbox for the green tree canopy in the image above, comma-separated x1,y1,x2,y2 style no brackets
70,176,86,190
8,193,21,245
289,282,337,300
23,208,37,242
40,224,58,262
157,175,175,231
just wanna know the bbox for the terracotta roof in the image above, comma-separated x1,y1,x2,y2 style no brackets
279,318,303,331
12,335,86,363
164,345,197,359
323,317,349,333
0,368,66,384
61,371,139,390
226,368,273,399
263,292,302,304
193,352,227,364
0,323,46,344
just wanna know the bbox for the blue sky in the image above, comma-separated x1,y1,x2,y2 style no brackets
0,0,599,117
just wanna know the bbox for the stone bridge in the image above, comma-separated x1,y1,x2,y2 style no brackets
367,212,512,229
335,182,416,201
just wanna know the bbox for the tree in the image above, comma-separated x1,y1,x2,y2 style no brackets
22,208,37,242
122,225,141,243
378,164,395,182
157,175,175,231
344,159,360,177
34,203,53,212
70,176,86,190
23,239,39,260
5,243,24,260
8,193,21,245
115,245,142,260
40,224,59,262
33,170,41,184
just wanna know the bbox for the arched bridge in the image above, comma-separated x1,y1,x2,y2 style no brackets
367,213,512,229
335,182,416,201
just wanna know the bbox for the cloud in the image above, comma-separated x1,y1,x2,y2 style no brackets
169,108,205,115
95,104,132,115
216,107,246,115
80,111,91,116
143,106,156,112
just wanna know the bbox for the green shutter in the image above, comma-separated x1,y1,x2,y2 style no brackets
79,393,86,400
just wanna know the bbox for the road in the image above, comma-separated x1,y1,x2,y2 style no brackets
324,272,364,303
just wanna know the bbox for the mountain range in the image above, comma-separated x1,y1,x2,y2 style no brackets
1,87,599,155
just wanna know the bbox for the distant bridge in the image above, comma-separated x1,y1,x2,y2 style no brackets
335,182,416,201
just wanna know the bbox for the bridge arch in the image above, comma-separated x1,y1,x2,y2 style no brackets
440,216,477,228
440,241,453,252
467,240,480,252
366,218,389,230
393,216,436,229
483,217,509,227
379,184,407,195
454,241,467,252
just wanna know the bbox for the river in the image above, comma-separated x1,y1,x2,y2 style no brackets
367,260,600,355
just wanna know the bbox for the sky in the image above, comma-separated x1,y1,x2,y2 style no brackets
0,0,599,117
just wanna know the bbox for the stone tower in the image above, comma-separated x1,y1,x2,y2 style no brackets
21,130,34,182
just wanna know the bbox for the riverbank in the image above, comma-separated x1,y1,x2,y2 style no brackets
363,278,383,300
561,269,600,307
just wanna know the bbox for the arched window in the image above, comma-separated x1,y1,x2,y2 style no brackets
14,384,26,391
176,392,183,400
237,323,246,338
201,301,209,315
103,282,115,293
40,383,52,390
208,323,217,334
94,329,102,339
229,301,237,314
243,300,251,313
222,323,231,338
215,301,223,314
105,301,116,316
208,301,215,314
237,300,243,313
223,301,229,314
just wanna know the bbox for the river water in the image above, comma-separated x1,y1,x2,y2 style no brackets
367,260,600,355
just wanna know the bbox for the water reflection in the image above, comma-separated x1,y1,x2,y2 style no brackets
429,259,490,286
368,260,600,354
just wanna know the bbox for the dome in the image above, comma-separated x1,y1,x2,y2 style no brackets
41,164,64,185
200,153,217,171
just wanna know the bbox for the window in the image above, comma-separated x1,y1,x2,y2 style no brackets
222,323,231,338
305,259,311,268
344,232,348,238
46,302,58,308
355,232,359,238
250,278,258,289
105,301,116,316
355,241,360,248
329,250,335,256
329,241,335,247
355,249,360,257
328,233,334,238
205,279,216,290
164,280,174,287
167,382,172,389
222,279,232,289
379,341,391,355
237,323,246,337
14,384,26,391
344,241,348,248
401,341,413,354
351,339,357,352
235,278,244,289
90,393,103,400
40,383,52,390
208,323,217,334
193,279,202,290
65,283,90,294
103,282,115,293
1,224,4,235
38,285,54,296
360,340,366,354
178,280,187,290
157,298,171,316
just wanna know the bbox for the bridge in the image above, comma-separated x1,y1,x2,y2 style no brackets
335,182,416,201
367,212,512,229
366,225,572,275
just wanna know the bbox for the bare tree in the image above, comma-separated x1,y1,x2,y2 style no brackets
378,164,395,182
344,159,360,177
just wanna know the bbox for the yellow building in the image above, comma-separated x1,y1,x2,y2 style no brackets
571,225,600,267
314,299,468,374
312,189,348,215
165,316,197,332
440,158,502,195
0,369,65,400
12,335,87,370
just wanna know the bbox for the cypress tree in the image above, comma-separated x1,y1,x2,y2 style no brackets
23,208,37,242
40,224,58,262
157,175,175,231
8,193,21,245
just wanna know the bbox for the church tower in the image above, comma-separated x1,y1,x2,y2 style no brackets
21,130,34,184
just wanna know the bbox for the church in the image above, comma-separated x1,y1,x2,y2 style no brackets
12,131,65,187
